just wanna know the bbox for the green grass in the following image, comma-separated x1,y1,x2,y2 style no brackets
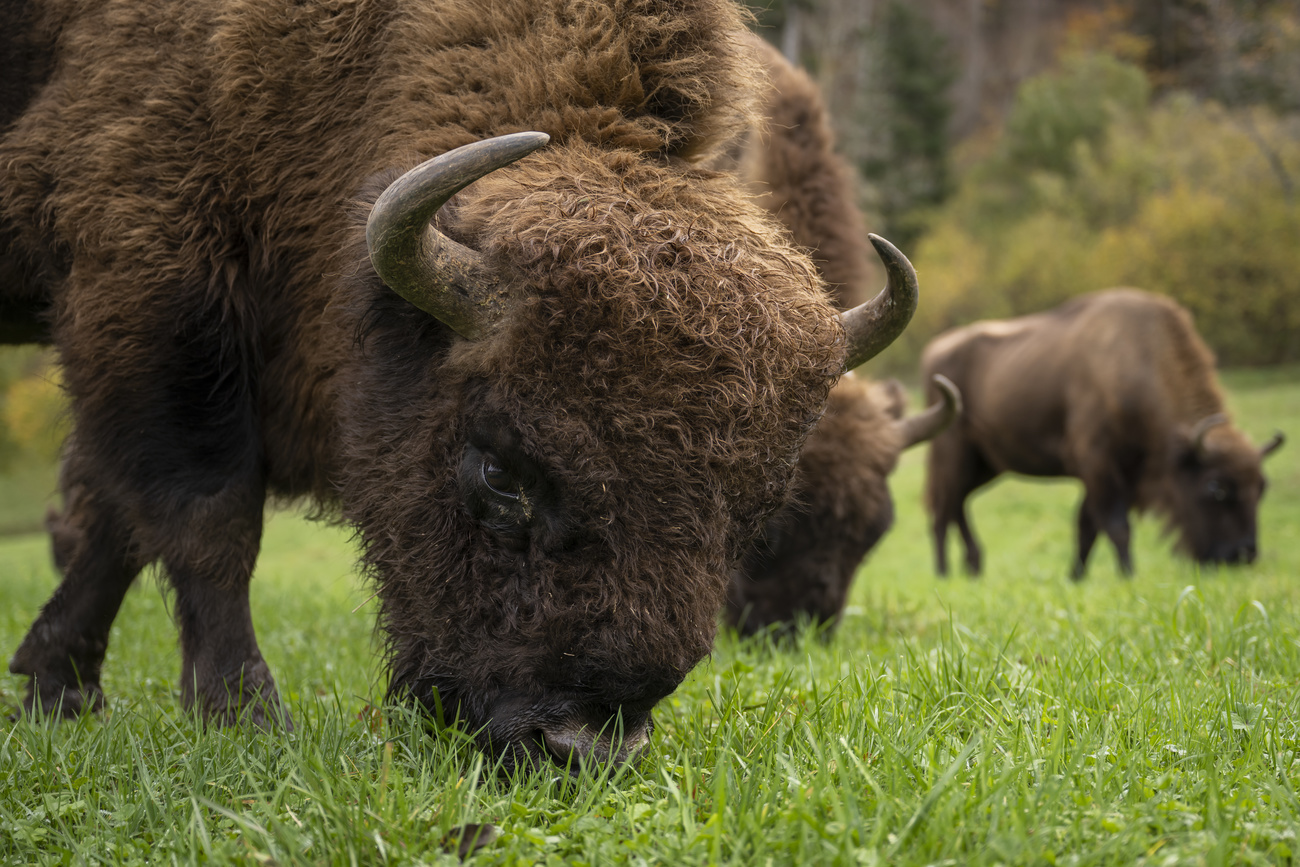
2,367,1298,865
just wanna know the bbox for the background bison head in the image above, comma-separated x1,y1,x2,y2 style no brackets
333,137,916,771
1166,416,1285,565
727,375,959,637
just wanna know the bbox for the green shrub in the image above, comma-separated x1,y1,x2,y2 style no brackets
873,56,1300,376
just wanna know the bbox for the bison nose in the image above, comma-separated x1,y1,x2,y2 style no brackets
539,712,651,769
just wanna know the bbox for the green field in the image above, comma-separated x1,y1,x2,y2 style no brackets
2,369,1298,865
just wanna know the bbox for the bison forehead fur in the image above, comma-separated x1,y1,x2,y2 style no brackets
2,0,851,770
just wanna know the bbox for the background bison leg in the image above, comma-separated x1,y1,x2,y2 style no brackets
9,459,145,718
927,436,994,577
953,504,983,576
1071,499,1100,580
1072,485,1134,579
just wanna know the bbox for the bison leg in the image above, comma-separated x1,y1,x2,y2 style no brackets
927,441,993,578
1073,489,1133,579
1071,501,1099,581
9,465,145,717
162,496,291,730
953,504,983,577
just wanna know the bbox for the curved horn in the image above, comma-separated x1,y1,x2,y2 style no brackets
366,131,551,339
1190,413,1228,457
1260,430,1285,459
838,234,919,372
895,374,962,449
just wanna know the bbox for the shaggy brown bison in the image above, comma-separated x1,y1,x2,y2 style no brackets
922,289,1285,579
727,374,959,636
719,37,955,636
712,32,876,311
0,0,919,771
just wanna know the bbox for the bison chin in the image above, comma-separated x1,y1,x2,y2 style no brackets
399,675,663,775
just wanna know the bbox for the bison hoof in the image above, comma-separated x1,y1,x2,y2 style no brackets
19,677,104,720
185,659,295,731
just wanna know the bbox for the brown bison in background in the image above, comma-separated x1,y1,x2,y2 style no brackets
923,289,1285,579
1,0,920,772
727,374,960,636
718,36,958,635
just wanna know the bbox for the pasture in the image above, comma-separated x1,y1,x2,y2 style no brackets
2,368,1298,865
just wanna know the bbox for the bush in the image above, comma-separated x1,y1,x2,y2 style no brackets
872,55,1300,375
0,347,67,469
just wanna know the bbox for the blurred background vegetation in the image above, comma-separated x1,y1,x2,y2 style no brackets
747,0,1300,373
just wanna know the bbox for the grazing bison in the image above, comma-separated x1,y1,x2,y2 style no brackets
711,32,877,311
0,0,920,771
727,374,960,636
718,37,955,636
922,289,1285,579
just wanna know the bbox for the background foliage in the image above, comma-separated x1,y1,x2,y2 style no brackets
746,0,1300,375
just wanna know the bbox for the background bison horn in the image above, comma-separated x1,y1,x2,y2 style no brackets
896,374,962,449
838,234,919,372
1189,413,1229,457
1260,430,1285,459
366,131,551,339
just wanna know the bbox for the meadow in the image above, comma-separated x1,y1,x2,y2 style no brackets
1,368,1298,865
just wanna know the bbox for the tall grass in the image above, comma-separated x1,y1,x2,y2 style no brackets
2,368,1298,864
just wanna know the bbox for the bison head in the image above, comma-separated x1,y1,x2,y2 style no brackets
338,134,916,771
727,375,960,637
1168,415,1285,565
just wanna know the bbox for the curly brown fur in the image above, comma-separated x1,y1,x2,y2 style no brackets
710,33,877,310
922,289,1282,579
2,0,848,768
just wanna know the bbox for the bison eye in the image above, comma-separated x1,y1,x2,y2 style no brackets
1206,480,1229,502
482,455,520,499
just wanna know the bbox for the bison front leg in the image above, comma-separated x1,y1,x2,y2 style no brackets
1073,488,1134,579
10,455,146,717
163,492,291,730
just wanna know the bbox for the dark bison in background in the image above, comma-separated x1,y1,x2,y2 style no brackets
922,289,1284,579
727,374,960,636
716,36,956,636
712,32,877,312
0,0,920,771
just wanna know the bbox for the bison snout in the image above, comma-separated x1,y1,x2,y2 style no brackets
539,712,651,769
1225,540,1258,565
1202,539,1258,565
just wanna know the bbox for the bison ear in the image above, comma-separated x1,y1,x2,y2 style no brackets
1260,431,1285,459
866,378,908,421
366,132,551,340
838,235,918,372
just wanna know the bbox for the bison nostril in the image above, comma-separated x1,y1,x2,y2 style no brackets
539,717,650,769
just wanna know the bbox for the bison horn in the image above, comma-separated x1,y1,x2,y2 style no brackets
895,374,962,449
1260,431,1285,459
1190,413,1229,457
838,234,919,372
366,131,551,339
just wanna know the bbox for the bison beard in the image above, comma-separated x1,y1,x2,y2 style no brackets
922,289,1285,579
1,0,917,771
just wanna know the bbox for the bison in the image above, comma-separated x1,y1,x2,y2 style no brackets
922,289,1285,579
716,37,958,635
0,0,920,771
726,373,960,636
